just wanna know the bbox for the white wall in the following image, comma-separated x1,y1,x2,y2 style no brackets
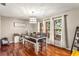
66,8,79,50
43,20,46,33
32,24,38,32
0,16,1,39
37,22,40,32
29,23,38,33
50,17,54,44
1,16,28,43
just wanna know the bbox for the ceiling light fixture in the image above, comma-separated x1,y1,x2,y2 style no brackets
29,11,37,24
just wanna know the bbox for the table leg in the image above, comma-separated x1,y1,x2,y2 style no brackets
35,41,39,55
45,37,47,51
23,38,25,44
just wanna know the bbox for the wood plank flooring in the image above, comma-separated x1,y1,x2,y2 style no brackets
0,43,71,56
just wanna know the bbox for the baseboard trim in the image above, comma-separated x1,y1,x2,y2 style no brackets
49,44,71,52
9,41,13,43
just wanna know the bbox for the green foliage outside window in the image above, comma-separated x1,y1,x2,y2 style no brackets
54,17,62,35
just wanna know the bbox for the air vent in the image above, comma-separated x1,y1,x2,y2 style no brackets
0,3,6,6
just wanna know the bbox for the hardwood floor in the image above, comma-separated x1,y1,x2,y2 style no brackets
0,43,71,56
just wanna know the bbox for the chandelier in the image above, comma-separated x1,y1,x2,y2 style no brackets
29,17,37,24
29,11,37,24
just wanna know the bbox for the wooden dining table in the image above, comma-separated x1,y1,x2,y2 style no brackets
19,34,47,54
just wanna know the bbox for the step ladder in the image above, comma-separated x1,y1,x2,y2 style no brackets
71,26,79,53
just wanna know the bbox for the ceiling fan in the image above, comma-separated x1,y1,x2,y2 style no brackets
0,3,6,6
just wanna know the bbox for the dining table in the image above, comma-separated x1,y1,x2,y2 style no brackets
19,34,47,54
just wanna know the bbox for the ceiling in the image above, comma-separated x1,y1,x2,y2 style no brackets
0,3,79,20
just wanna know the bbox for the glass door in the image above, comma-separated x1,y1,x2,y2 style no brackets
46,21,50,39
54,16,62,47
40,23,43,33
